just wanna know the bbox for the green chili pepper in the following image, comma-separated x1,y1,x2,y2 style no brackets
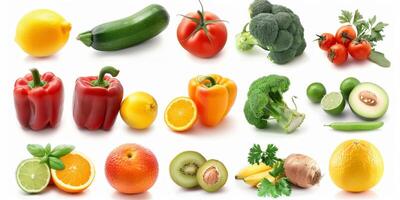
325,121,384,131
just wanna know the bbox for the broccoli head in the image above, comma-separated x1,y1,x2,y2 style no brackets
236,0,306,64
244,75,305,133
249,0,273,18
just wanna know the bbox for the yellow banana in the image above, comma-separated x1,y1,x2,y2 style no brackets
244,170,275,187
235,163,271,180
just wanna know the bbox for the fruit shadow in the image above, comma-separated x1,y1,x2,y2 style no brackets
91,37,162,57
123,125,154,135
23,54,60,62
112,191,152,200
252,122,301,135
334,190,378,199
20,125,61,136
186,117,235,136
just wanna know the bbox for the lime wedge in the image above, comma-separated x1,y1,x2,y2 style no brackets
321,92,345,115
16,158,50,194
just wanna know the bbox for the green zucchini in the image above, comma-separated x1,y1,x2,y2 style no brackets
77,4,169,51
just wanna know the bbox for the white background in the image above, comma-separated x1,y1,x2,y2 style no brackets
1,0,399,199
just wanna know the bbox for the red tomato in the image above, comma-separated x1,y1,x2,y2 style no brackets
328,44,348,65
335,25,356,47
348,40,371,60
316,33,336,51
177,9,227,58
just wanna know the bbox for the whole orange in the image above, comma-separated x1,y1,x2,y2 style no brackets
105,144,159,194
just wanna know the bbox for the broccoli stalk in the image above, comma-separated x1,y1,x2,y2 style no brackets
236,23,259,52
244,75,305,133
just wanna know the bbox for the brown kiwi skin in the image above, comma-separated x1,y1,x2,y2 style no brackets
169,151,206,188
196,159,228,192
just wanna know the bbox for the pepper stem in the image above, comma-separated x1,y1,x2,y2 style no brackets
28,68,46,88
198,76,217,88
91,66,120,88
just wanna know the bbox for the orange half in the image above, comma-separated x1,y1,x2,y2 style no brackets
51,152,95,193
164,97,197,132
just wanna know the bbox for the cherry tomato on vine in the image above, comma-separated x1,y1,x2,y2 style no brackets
177,1,227,58
328,44,348,65
348,40,371,60
316,33,336,51
335,25,356,47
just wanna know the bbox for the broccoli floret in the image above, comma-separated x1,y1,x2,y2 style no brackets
236,0,306,64
272,5,293,14
274,12,292,29
296,39,306,56
244,100,269,129
249,13,278,47
244,75,305,133
249,0,273,18
268,48,296,64
269,30,294,52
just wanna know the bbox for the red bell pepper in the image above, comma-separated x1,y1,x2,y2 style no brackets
14,68,64,130
73,66,123,130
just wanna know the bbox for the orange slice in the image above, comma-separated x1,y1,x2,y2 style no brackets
51,152,95,193
164,97,197,132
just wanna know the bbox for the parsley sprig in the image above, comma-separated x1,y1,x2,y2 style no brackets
339,9,388,47
248,144,291,198
338,9,390,67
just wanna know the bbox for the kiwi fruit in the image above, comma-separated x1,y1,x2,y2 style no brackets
169,151,206,188
196,159,228,192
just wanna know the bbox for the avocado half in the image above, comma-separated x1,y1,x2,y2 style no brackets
348,82,389,120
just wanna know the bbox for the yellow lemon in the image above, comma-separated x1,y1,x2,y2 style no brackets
329,139,384,192
15,9,71,57
120,92,158,130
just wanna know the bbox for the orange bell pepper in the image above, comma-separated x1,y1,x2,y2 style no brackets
188,74,237,127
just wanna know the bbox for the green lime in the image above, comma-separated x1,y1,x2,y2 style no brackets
306,82,326,103
321,92,345,115
16,158,50,194
340,77,360,100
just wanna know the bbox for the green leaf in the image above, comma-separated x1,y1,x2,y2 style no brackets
50,145,75,158
269,160,285,177
40,155,49,164
369,16,377,26
257,177,292,198
49,157,65,170
258,178,278,198
262,144,279,166
353,9,363,24
373,22,388,31
27,144,45,157
248,144,280,167
248,144,263,164
369,50,391,67
339,10,353,23
276,178,292,197
45,144,51,154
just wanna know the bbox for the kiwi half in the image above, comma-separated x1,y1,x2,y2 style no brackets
196,159,228,192
169,151,206,188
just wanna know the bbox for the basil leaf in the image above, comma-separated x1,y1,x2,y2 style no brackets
51,145,75,158
49,157,65,170
27,144,45,157
45,144,51,154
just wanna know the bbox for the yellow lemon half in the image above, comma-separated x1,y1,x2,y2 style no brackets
329,139,384,192
16,9,71,57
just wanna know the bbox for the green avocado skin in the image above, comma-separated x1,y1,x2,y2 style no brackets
89,4,169,51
